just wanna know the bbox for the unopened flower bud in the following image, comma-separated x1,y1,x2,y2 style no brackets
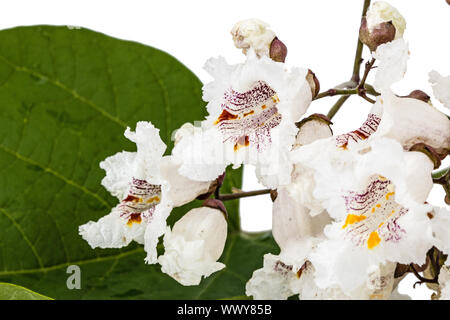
231,19,276,58
359,17,396,52
269,37,287,62
158,206,228,286
294,114,333,148
305,69,320,99
360,1,406,51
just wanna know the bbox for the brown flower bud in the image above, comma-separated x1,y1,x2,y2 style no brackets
403,90,431,103
359,17,396,52
305,69,320,99
269,37,287,62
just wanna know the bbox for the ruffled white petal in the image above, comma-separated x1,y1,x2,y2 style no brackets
439,266,450,300
366,1,406,39
429,70,450,109
430,207,450,261
144,182,173,264
123,121,166,182
160,156,212,207
372,94,450,150
231,19,276,58
99,151,136,201
79,207,146,249
373,39,409,93
245,254,299,300
172,125,227,182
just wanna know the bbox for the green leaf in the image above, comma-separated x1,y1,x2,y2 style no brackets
0,25,277,299
0,282,52,300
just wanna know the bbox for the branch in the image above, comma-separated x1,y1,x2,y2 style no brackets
356,58,376,103
218,189,272,201
351,0,372,83
327,95,351,120
314,88,358,100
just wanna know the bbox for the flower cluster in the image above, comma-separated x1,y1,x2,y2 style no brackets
79,1,450,299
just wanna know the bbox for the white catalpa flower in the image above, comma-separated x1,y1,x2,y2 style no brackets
246,254,397,300
246,116,332,300
297,261,397,300
291,136,436,293
366,1,406,40
173,51,312,188
438,266,450,300
79,121,212,264
158,205,227,286
231,19,276,58
429,70,450,109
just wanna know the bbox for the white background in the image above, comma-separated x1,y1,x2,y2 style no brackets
1,0,448,299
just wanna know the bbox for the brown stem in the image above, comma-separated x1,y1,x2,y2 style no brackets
351,0,372,83
314,88,358,100
218,189,272,201
358,58,376,91
410,264,439,288
355,58,376,104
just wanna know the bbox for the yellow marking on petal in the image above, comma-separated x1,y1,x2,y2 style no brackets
127,214,142,226
367,231,381,249
378,222,384,228
342,214,367,229
379,175,387,181
272,95,280,103
243,110,254,117
214,109,238,125
376,204,381,208
261,105,267,110
385,192,395,200
146,196,160,204
371,207,376,213
233,136,250,152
